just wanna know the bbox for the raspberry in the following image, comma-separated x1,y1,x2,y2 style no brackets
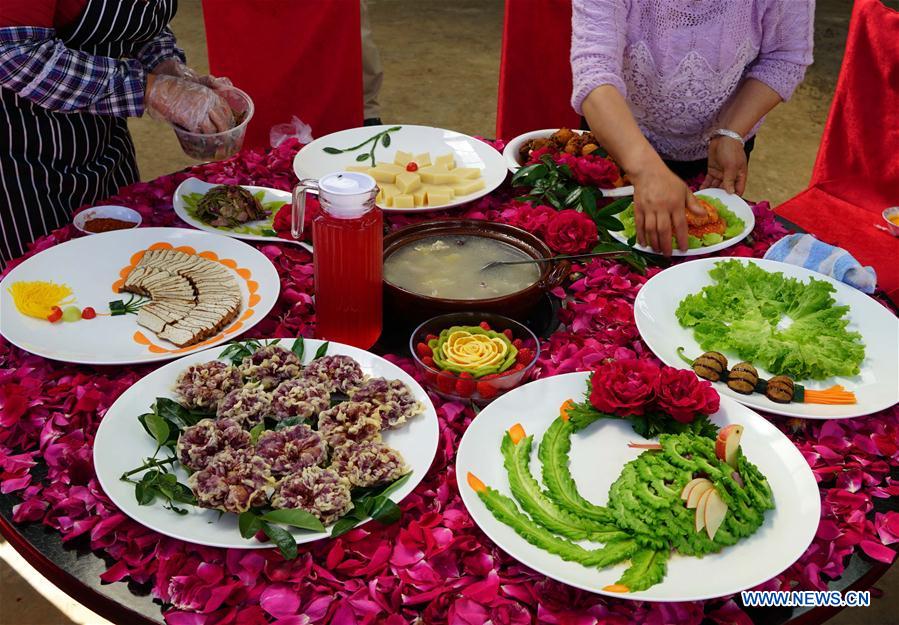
478,321,491,331
436,370,456,394
516,348,534,365
415,342,432,358
476,381,499,399
502,329,514,340
455,372,475,397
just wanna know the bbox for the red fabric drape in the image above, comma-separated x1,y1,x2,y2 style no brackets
201,0,363,151
496,0,580,141
775,0,899,304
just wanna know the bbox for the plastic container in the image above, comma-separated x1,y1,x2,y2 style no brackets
172,87,254,161
410,312,540,404
882,207,899,237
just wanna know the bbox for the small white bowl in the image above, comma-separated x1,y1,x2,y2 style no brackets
882,207,899,237
502,127,634,197
73,205,142,234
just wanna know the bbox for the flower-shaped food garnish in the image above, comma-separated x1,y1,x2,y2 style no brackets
429,326,517,378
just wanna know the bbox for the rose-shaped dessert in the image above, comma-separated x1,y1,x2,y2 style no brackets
348,377,423,429
175,361,243,409
255,424,326,475
545,209,598,254
271,466,352,525
317,401,382,449
428,326,517,378
302,355,364,394
189,449,275,514
330,440,409,488
270,378,330,420
655,366,720,423
176,417,252,472
216,384,272,427
589,359,660,416
239,345,302,390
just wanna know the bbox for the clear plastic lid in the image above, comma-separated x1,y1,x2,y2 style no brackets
318,172,378,218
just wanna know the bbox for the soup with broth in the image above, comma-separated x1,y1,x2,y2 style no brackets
384,235,540,300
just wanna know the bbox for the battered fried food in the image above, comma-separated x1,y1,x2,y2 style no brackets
686,198,726,237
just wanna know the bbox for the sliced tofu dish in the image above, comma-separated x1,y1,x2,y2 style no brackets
120,248,243,348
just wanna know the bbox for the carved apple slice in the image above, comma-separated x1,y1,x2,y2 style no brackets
695,488,714,532
681,477,708,501
704,490,729,540
686,479,713,509
715,424,744,468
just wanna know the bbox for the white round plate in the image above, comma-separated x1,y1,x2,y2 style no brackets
0,227,279,365
293,124,506,212
456,372,820,602
502,128,634,197
93,339,440,549
608,188,754,256
173,177,311,251
636,257,899,418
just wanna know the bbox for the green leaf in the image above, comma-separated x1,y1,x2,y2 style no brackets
564,187,583,207
387,126,402,132
379,472,412,498
260,509,326,532
369,498,401,525
144,412,170,449
249,422,265,444
260,229,277,237
598,196,633,216
626,234,637,246
323,147,343,154
134,481,154,505
313,342,329,360
381,133,391,147
580,187,598,220
291,336,305,360
355,153,370,162
330,516,362,537
262,522,298,559
597,216,625,232
275,416,306,430
238,511,263,539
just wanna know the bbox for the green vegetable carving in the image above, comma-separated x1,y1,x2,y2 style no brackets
470,420,774,593
676,260,865,379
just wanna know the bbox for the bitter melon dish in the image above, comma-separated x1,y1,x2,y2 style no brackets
467,409,775,595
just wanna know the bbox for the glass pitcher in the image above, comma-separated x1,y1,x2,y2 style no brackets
292,172,382,349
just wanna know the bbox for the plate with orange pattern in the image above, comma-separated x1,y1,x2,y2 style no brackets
0,227,281,365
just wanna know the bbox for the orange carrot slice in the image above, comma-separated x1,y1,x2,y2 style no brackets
628,442,662,450
602,584,629,593
802,385,857,405
508,423,526,444
467,472,486,493
559,399,574,421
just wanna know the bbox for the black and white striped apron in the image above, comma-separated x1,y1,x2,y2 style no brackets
0,0,177,268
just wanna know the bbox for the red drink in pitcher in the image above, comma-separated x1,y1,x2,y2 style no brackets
293,172,383,349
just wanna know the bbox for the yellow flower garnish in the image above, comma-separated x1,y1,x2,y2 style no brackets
8,281,75,319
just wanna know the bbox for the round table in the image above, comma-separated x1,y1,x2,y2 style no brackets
1,139,896,625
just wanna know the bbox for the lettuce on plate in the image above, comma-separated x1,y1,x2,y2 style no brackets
675,260,865,380
618,196,745,249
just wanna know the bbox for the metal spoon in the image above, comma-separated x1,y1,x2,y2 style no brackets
480,250,627,271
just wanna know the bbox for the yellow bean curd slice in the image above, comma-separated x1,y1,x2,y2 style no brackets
452,179,486,196
395,171,422,194
393,150,414,166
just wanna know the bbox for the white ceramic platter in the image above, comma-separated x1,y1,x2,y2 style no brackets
456,372,820,602
608,188,755,256
93,339,440,549
173,177,311,251
502,128,635,197
293,124,507,212
635,257,899,418
0,227,279,365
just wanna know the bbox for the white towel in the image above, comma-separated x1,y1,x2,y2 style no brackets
763,234,877,293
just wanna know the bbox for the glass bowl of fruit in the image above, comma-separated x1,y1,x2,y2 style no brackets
410,312,540,404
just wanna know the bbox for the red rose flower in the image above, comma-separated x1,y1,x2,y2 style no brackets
273,196,318,243
503,203,557,237
545,209,598,254
589,359,660,416
655,366,720,423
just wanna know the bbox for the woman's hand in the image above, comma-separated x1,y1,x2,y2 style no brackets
630,159,705,255
701,135,748,195
152,58,233,90
145,74,234,133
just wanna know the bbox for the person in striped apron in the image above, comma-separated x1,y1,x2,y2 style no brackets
0,0,233,268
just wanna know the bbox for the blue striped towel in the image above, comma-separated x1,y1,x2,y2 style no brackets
763,234,877,293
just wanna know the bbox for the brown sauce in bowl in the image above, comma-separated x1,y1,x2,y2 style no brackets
83,217,138,233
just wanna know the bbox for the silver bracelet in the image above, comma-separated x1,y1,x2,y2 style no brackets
711,128,745,145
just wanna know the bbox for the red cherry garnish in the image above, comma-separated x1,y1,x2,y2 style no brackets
406,162,419,172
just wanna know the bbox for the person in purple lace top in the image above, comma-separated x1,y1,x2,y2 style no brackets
571,0,814,254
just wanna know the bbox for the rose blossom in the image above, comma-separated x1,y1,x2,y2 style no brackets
589,359,660,416
544,210,598,254
655,366,720,423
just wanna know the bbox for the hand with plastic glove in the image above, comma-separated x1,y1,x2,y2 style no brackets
152,58,233,90
145,74,235,134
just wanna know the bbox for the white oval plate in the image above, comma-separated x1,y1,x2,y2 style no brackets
636,257,899,418
0,227,279,365
502,128,634,197
293,125,506,212
608,188,754,256
456,372,820,602
173,178,311,251
93,338,440,549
